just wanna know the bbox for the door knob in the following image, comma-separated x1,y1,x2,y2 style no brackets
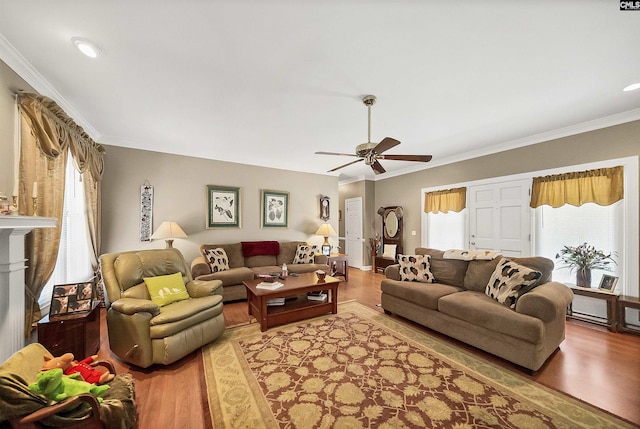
470,242,476,245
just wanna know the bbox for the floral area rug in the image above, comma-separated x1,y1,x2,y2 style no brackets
202,301,633,428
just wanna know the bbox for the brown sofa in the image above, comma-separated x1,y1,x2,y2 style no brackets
191,241,330,302
381,248,574,372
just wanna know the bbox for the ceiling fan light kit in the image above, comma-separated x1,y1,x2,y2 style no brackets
316,95,432,175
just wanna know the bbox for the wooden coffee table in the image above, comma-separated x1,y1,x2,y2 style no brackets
243,272,340,331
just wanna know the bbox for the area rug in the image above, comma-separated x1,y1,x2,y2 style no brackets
202,301,633,428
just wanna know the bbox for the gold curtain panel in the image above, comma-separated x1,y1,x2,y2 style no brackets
17,93,105,181
529,166,624,208
424,187,467,214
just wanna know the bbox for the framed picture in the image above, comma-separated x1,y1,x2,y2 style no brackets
322,244,331,256
207,185,240,228
320,195,330,221
598,274,619,293
261,190,289,227
49,281,94,318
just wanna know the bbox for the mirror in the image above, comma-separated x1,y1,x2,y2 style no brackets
385,211,398,238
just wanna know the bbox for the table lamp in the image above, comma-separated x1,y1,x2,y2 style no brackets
315,223,337,255
151,221,188,248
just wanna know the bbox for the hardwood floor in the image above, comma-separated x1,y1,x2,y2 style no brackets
97,269,640,428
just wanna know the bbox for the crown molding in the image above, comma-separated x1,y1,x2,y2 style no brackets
376,108,640,182
0,33,100,139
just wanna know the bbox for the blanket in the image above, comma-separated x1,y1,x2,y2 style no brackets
241,241,280,257
443,249,501,260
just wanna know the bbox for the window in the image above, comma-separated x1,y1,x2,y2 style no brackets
426,210,466,250
38,153,94,314
534,202,623,285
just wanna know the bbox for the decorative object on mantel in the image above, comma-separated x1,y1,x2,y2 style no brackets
0,192,9,215
140,181,153,241
151,221,188,248
319,195,330,221
556,242,617,288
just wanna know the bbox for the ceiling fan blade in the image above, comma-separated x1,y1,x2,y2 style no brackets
374,137,401,154
315,151,359,157
379,154,433,162
328,158,363,172
371,160,386,174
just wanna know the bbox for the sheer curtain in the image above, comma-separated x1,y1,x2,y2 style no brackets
17,93,104,334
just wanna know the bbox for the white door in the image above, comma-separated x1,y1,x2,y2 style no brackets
345,197,363,269
468,179,531,257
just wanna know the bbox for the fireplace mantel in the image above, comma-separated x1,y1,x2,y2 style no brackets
0,215,56,362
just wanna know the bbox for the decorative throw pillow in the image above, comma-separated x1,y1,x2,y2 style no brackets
382,244,397,259
144,272,190,307
293,244,318,264
398,254,435,283
485,258,542,309
203,248,230,273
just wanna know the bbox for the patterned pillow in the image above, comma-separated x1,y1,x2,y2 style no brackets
203,248,230,273
485,258,542,309
144,272,190,307
292,244,318,264
398,254,435,283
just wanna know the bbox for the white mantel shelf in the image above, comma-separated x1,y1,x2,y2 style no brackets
0,215,56,363
0,215,57,230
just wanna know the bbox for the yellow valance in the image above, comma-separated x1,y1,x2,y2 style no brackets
529,166,623,208
424,187,467,214
18,93,105,181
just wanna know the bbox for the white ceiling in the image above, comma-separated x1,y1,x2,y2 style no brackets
1,1,639,182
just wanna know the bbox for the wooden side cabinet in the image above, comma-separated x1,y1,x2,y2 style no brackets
37,302,101,358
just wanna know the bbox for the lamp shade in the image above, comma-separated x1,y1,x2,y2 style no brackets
151,221,187,248
315,223,337,237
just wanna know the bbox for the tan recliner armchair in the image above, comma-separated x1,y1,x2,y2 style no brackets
100,248,224,368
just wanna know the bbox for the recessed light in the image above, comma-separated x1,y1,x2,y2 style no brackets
623,82,640,92
71,37,101,58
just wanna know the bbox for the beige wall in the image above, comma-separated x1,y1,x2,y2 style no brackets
101,145,339,263
375,120,640,254
0,61,34,197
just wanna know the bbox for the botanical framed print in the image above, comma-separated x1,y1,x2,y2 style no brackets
207,185,240,228
598,274,618,293
50,281,94,318
261,190,289,227
320,195,330,221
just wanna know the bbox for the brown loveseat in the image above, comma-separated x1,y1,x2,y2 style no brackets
381,248,574,372
191,241,330,302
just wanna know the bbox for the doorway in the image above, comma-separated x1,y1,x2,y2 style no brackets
345,197,363,269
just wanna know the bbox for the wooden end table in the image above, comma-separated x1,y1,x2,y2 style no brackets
617,295,640,335
567,286,618,332
244,272,340,332
37,301,101,357
327,253,349,281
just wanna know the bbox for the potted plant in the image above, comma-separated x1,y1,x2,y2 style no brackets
556,243,617,288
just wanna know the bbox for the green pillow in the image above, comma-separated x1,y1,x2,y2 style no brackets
144,272,190,307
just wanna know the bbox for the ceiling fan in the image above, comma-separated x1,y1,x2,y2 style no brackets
315,95,432,175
